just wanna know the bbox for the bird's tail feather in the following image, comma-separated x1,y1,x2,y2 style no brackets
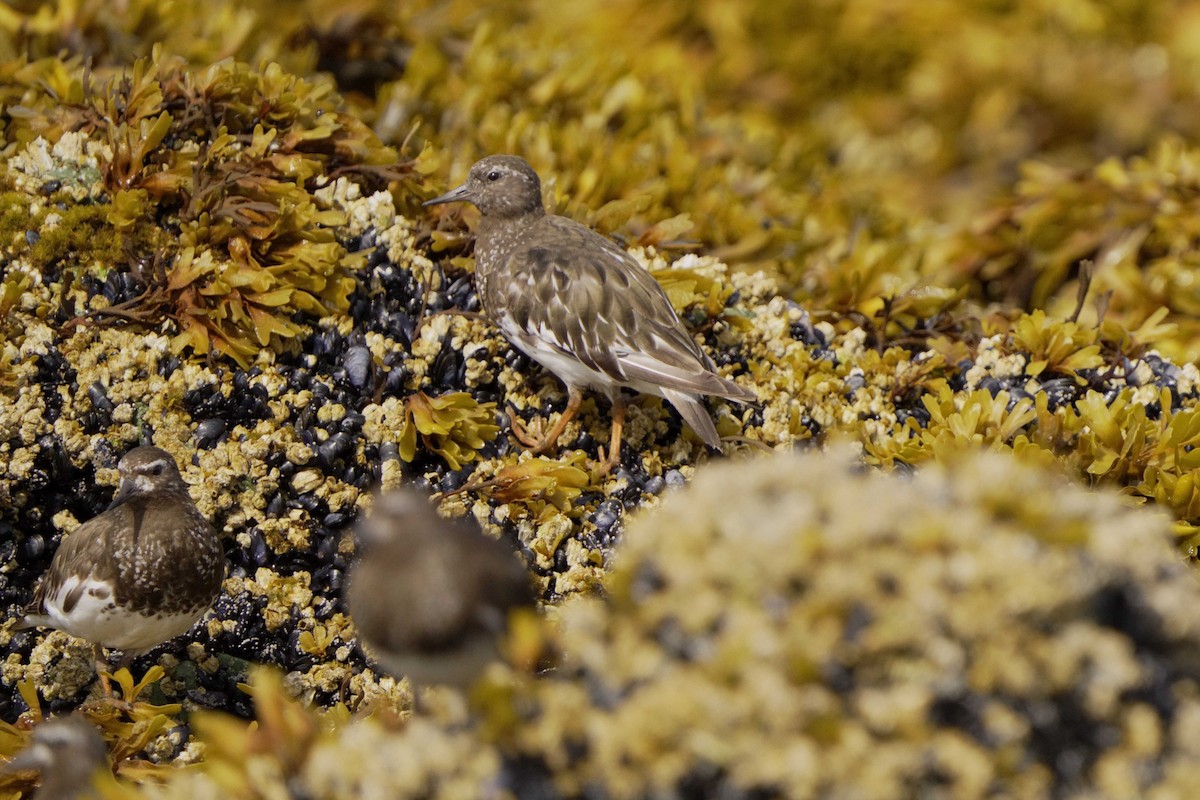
712,376,757,404
618,353,757,405
14,613,46,631
662,389,723,450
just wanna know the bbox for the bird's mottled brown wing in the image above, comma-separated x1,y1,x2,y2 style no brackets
485,215,753,400
24,504,129,617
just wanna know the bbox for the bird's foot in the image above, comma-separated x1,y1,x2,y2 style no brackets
81,697,134,715
91,646,120,704
82,668,134,714
594,445,621,476
508,411,557,454
508,389,583,457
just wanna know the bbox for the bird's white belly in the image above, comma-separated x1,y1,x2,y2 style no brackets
520,342,614,394
44,576,201,653
507,327,679,401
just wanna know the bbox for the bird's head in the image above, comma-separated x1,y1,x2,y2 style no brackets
3,716,108,786
424,154,544,219
109,445,186,508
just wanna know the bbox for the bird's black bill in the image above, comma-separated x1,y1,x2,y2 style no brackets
106,481,135,511
3,746,44,773
423,184,471,206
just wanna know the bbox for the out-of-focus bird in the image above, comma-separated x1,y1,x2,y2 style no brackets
3,716,110,800
346,489,537,689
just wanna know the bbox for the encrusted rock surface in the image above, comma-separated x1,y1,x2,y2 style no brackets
0,168,786,729
132,448,1200,798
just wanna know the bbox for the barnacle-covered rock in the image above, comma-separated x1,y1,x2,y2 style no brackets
9,4,1200,794
132,667,503,800
505,447,1200,799
112,447,1200,798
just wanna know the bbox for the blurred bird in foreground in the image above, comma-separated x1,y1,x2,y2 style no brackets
17,446,225,699
425,155,756,473
2,716,110,800
346,488,537,690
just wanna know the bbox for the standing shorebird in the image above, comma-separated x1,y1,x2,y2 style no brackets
425,155,756,473
17,446,225,698
2,716,110,800
346,489,537,690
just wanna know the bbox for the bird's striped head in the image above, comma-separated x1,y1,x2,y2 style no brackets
109,446,186,507
424,154,544,219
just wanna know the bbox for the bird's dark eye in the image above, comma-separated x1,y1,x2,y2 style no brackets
149,464,164,476
486,170,501,181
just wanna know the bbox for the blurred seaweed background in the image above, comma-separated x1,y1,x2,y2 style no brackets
7,1,1200,338
7,0,1200,797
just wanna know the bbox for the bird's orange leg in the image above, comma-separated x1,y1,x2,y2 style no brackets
596,396,626,476
82,646,135,713
510,387,583,455
92,644,115,699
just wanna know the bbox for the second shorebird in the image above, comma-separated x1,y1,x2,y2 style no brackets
426,155,756,473
3,716,110,800
346,489,536,690
17,446,225,697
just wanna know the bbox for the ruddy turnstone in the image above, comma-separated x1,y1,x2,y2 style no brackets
346,489,536,689
3,716,109,800
425,155,756,472
17,446,225,696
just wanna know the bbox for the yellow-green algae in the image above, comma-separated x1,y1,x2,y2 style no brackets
98,447,1200,798
0,49,410,368
0,664,196,795
948,136,1200,362
7,1,1200,345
